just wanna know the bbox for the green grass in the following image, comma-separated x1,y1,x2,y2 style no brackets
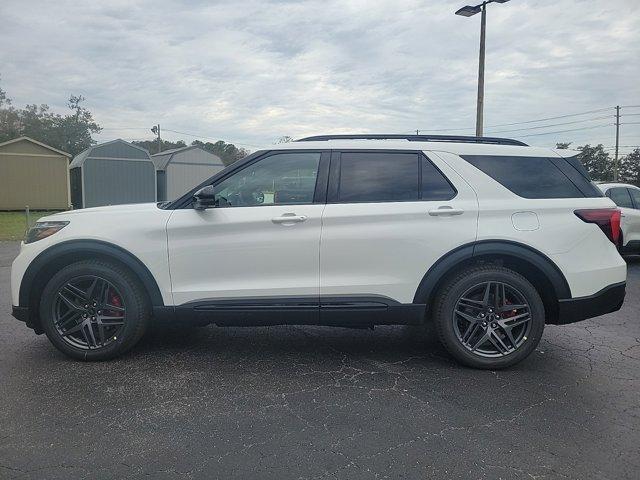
0,211,61,241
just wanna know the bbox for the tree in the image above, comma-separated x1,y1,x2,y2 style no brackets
0,84,21,141
132,139,187,155
619,148,640,186
556,142,572,149
54,95,102,156
0,84,101,156
276,135,294,144
190,139,250,165
576,144,612,182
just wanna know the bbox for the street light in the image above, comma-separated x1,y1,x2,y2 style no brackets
455,0,511,137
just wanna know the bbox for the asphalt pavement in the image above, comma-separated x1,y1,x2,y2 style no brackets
1,241,639,480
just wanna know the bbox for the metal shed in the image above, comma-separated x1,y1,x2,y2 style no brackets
69,139,156,208
0,136,71,210
152,146,225,201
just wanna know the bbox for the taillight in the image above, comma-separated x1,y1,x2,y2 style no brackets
574,208,621,245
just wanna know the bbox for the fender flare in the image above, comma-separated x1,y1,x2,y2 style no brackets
412,240,571,304
19,240,165,307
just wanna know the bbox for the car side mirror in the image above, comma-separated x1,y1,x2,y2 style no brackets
193,185,217,210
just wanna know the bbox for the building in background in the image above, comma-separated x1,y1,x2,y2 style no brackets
69,139,156,208
0,137,71,210
152,146,225,201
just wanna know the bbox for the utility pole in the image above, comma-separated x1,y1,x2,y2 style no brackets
476,2,486,137
151,124,162,153
614,106,620,181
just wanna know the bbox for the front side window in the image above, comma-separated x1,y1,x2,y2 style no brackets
337,152,419,203
211,153,320,207
607,187,634,209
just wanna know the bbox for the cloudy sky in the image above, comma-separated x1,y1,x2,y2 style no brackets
1,0,639,153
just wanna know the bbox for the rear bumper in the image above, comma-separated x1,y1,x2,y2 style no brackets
556,282,626,325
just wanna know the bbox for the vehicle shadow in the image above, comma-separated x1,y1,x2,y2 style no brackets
135,322,449,365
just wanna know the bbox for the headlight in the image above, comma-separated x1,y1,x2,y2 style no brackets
25,221,69,244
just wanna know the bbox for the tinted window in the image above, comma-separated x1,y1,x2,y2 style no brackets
338,152,418,202
211,153,320,207
608,187,634,208
629,188,640,209
462,155,584,199
421,156,456,200
550,157,602,197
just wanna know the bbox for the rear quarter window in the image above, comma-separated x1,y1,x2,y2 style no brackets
461,155,601,199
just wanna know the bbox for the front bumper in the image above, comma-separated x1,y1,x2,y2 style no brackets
556,282,626,325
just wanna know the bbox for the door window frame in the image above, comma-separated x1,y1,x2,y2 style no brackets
171,149,331,209
627,187,640,210
326,149,457,204
606,187,634,209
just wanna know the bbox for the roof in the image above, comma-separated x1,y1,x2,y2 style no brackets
272,137,557,158
0,136,71,157
151,145,224,170
69,139,151,168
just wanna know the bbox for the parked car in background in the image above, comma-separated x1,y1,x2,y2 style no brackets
11,135,627,369
597,183,640,254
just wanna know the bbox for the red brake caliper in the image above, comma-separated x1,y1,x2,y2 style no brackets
109,291,123,317
502,298,517,319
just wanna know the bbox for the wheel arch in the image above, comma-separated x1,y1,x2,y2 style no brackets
413,240,571,324
20,240,164,332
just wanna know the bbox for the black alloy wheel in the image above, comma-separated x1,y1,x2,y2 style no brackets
40,260,150,361
52,275,127,350
433,265,545,369
453,281,532,358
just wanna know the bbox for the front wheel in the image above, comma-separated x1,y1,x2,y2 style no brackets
40,260,150,361
433,265,545,369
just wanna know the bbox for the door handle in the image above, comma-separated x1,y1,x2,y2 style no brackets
428,206,464,216
271,214,308,224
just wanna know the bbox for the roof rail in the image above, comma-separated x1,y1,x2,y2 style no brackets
295,134,528,147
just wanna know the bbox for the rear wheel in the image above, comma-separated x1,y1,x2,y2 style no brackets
40,260,150,361
433,265,545,369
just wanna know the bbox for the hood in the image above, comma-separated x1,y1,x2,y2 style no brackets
48,203,161,217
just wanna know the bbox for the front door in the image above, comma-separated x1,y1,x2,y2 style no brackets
166,151,328,310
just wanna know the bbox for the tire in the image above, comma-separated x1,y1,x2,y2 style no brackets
433,265,545,369
40,259,150,361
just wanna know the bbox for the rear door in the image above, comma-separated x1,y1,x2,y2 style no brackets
319,150,478,306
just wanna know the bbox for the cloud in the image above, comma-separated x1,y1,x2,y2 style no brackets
1,0,638,151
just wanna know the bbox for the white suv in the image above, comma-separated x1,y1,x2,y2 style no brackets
597,183,640,254
10,135,627,368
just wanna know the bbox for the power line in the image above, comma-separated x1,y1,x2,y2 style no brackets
99,127,148,130
97,125,262,149
484,115,613,135
417,106,614,132
517,123,613,138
